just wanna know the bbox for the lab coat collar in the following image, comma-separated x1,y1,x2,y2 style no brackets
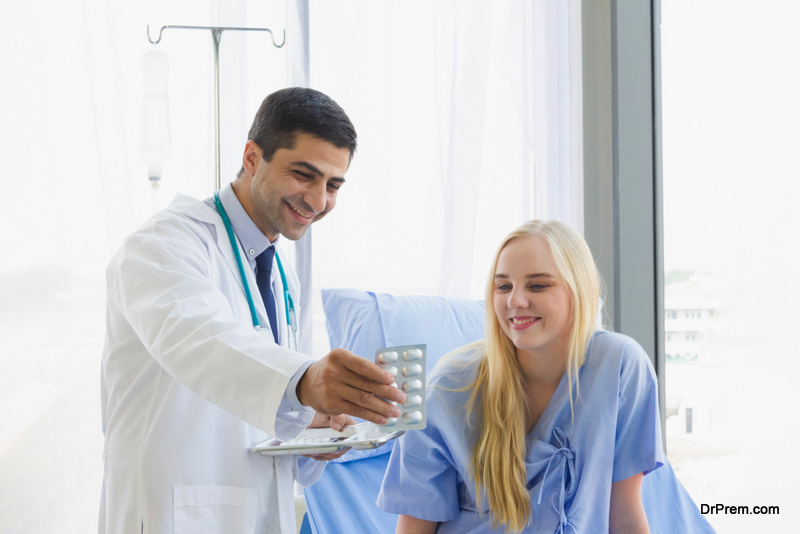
164,193,292,347
169,192,221,224
168,193,242,281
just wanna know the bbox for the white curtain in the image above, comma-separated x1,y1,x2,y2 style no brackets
1,1,287,531
285,0,315,357
436,0,584,298
434,0,494,298
306,0,584,358
0,0,583,529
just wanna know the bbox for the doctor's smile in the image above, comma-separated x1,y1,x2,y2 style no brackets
286,199,315,221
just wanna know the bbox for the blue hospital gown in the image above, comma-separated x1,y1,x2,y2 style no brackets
377,330,665,533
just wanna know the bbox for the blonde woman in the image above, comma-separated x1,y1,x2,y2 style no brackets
377,220,712,533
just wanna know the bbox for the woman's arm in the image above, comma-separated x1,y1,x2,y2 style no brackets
609,472,650,534
396,514,437,534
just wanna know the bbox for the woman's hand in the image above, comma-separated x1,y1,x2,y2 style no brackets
609,472,650,533
396,514,437,534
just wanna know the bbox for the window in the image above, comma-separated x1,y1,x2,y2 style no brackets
662,2,798,531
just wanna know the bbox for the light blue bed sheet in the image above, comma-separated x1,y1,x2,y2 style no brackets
304,289,713,534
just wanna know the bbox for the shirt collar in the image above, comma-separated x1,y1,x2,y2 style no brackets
216,183,277,267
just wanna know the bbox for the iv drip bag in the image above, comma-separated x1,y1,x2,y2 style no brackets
140,51,172,186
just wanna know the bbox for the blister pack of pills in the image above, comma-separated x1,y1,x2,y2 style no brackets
250,344,426,456
375,343,427,433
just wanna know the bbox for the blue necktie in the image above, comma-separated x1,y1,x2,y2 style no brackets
255,246,280,344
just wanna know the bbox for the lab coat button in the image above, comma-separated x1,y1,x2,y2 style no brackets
267,525,278,534
249,248,255,255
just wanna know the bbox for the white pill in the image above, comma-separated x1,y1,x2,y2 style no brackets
402,379,422,392
402,411,423,425
383,417,397,427
384,366,398,376
402,364,423,377
403,395,422,408
403,348,423,361
377,351,398,364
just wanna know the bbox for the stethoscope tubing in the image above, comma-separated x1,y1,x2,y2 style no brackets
213,191,297,347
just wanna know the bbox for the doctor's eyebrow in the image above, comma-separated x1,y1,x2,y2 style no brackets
291,161,323,175
291,161,346,183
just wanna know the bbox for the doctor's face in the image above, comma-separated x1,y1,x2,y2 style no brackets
247,133,350,241
493,235,573,359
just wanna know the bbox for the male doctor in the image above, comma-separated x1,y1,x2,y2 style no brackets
100,88,406,533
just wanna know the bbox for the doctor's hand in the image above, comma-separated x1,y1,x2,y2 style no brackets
308,412,357,432
300,412,358,462
297,348,407,425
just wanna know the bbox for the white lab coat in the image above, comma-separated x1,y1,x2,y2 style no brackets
99,193,323,534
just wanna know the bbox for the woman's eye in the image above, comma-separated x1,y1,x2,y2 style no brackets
496,284,512,291
529,284,547,291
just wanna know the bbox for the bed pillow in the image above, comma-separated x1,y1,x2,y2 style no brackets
321,288,485,371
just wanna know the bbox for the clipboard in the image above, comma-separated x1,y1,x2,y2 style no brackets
250,425,404,456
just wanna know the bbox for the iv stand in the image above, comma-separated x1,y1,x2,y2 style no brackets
147,25,286,190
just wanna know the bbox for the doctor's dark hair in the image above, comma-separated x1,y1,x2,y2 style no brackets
242,87,357,171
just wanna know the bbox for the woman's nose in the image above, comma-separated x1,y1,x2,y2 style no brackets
508,288,529,309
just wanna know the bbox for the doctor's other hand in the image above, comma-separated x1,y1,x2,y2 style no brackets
297,348,406,425
300,412,358,462
308,412,357,432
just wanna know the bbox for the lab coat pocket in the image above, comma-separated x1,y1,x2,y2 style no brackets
173,485,258,534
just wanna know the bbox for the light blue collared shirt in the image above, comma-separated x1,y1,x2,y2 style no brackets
205,184,313,414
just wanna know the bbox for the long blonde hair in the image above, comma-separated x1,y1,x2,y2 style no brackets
467,220,602,531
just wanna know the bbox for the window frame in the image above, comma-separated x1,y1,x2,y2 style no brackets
582,0,665,443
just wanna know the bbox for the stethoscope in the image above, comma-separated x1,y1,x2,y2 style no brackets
213,191,298,351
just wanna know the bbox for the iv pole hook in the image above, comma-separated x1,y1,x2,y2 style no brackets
144,23,286,190
147,25,286,48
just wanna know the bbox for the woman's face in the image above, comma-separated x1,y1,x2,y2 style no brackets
493,235,573,358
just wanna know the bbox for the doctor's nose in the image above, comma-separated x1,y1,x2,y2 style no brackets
305,183,327,214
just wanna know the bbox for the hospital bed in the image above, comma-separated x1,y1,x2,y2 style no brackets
301,289,711,533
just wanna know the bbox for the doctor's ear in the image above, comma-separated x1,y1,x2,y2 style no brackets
242,140,264,178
